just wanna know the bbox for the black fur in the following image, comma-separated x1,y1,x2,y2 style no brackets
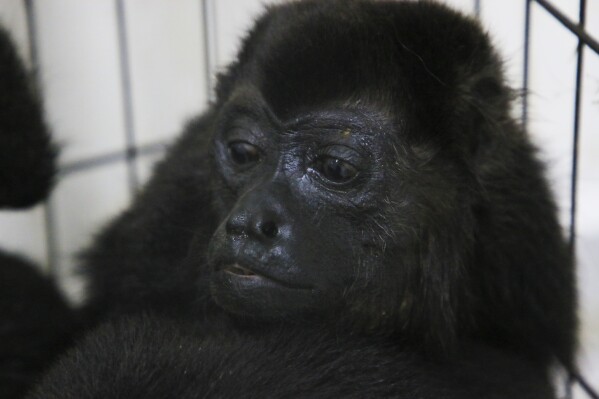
1,1,577,398
0,255,76,398
0,26,75,398
29,314,553,399
0,28,55,209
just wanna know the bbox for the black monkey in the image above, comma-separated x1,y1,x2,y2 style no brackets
0,27,76,398
2,0,577,397
83,0,575,366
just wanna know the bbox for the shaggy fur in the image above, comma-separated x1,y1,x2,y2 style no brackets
0,28,55,208
0,27,74,398
29,314,553,399
0,255,76,399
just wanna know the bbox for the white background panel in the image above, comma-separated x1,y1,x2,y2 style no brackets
590,0,599,39
33,0,127,165
0,206,47,269
575,16,599,393
440,0,475,15
137,150,168,187
212,0,272,70
528,1,578,228
50,162,131,300
480,1,526,93
124,0,207,145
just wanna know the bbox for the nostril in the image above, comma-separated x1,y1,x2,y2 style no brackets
259,220,278,238
226,213,246,235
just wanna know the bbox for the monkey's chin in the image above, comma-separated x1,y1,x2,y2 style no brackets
209,269,318,320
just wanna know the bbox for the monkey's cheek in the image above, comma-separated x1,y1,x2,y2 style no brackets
209,270,319,319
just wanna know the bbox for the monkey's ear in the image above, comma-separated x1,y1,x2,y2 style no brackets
0,28,56,209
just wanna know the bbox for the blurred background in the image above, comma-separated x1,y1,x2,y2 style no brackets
0,0,597,396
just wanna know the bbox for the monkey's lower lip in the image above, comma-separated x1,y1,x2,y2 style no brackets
223,263,258,277
217,263,312,290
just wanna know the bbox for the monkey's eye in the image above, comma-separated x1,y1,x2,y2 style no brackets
313,156,358,184
228,141,261,165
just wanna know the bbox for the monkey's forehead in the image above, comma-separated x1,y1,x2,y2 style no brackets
219,0,497,122
220,84,396,135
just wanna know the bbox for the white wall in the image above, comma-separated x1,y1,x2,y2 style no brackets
0,0,597,395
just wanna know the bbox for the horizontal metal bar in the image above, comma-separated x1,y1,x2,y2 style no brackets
59,141,169,176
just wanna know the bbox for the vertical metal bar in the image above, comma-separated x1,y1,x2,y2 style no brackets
115,0,139,193
569,0,586,257
474,0,481,19
522,0,532,132
42,200,60,278
24,0,60,278
567,1,587,396
23,0,38,71
201,0,217,104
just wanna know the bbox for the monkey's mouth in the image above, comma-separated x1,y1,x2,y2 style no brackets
210,261,318,320
220,262,286,287
216,262,312,291
223,263,258,277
